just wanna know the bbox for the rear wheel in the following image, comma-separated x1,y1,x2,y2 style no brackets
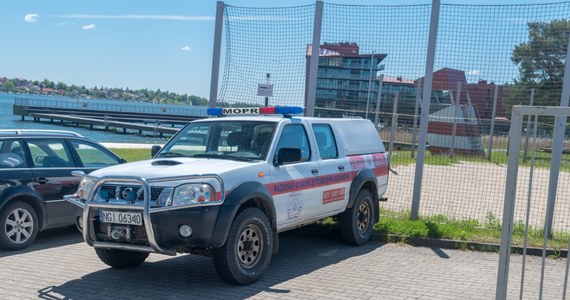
213,208,273,285
340,189,375,246
95,248,149,268
0,201,39,251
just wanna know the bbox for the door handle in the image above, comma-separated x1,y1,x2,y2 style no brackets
311,169,319,175
338,166,345,171
36,177,49,184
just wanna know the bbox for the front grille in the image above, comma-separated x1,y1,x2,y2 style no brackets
98,184,164,203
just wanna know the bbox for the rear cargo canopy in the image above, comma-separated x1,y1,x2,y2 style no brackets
334,119,385,155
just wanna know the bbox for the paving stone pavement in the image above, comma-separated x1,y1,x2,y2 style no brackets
0,227,568,300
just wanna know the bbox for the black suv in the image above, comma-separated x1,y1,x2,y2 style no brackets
0,130,125,250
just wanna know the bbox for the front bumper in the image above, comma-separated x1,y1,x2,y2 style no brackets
65,174,224,256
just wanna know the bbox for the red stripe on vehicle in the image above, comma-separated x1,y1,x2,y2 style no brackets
266,171,354,196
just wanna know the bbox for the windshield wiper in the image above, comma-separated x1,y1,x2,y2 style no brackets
193,153,258,162
192,153,223,158
224,156,258,162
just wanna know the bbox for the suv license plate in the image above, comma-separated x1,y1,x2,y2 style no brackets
100,210,142,226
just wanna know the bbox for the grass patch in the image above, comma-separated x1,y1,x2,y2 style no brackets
378,209,570,250
109,148,152,163
318,209,569,250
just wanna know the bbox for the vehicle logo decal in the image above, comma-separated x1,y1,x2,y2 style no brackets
287,192,303,219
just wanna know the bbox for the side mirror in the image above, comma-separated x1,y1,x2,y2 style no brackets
274,148,302,166
151,145,162,157
119,158,127,164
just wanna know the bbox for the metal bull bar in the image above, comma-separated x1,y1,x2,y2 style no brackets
65,172,224,256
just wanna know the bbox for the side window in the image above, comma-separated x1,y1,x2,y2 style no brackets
312,124,338,159
27,139,73,168
276,124,311,162
70,140,120,167
0,140,27,168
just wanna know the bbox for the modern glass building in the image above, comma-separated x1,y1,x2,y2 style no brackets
305,43,386,119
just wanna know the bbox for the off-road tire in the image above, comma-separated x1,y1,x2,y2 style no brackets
340,189,375,246
0,201,39,251
95,248,149,268
213,207,273,285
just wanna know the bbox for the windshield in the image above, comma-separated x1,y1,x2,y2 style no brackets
157,120,276,161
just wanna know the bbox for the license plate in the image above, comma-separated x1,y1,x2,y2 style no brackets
100,210,142,226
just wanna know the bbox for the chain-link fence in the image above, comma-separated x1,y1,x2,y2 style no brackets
219,4,315,107
217,1,570,236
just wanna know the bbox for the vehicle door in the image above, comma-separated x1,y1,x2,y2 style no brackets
267,123,321,230
0,139,34,204
27,138,78,228
311,124,351,216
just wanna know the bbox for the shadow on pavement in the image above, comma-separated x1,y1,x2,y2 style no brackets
38,227,384,299
0,226,82,258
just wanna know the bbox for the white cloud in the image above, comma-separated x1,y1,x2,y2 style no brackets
82,24,96,30
24,14,39,23
467,69,480,75
181,46,192,51
58,14,214,21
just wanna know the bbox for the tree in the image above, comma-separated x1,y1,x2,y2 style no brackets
4,80,15,92
505,19,570,115
56,81,67,91
42,79,55,89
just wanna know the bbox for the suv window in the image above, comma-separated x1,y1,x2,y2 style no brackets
312,124,338,159
0,140,27,168
70,140,121,167
276,124,311,161
27,139,73,168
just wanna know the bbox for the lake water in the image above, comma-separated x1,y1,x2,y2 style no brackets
0,92,178,144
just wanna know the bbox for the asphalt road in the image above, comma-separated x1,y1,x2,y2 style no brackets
0,226,567,299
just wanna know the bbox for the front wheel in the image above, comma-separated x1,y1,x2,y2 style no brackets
0,201,39,251
95,248,149,268
213,208,273,285
340,189,375,246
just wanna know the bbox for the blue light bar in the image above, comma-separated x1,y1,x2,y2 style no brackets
274,106,303,115
207,107,223,115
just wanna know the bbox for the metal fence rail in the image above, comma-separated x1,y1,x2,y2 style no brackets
496,106,570,300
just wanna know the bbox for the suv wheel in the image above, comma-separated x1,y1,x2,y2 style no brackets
0,201,39,251
213,208,273,285
340,189,375,246
95,248,149,268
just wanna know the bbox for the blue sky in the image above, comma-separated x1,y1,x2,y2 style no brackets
0,0,567,99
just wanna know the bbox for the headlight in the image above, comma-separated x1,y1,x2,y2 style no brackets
76,178,96,200
170,184,215,206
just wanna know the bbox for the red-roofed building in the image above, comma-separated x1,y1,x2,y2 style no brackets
41,88,64,95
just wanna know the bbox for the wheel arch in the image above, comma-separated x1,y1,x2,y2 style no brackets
209,181,276,249
0,188,46,231
348,169,379,223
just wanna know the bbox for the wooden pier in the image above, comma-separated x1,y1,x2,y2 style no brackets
13,99,208,137
31,113,180,137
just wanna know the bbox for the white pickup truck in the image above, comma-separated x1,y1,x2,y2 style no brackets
66,106,389,285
